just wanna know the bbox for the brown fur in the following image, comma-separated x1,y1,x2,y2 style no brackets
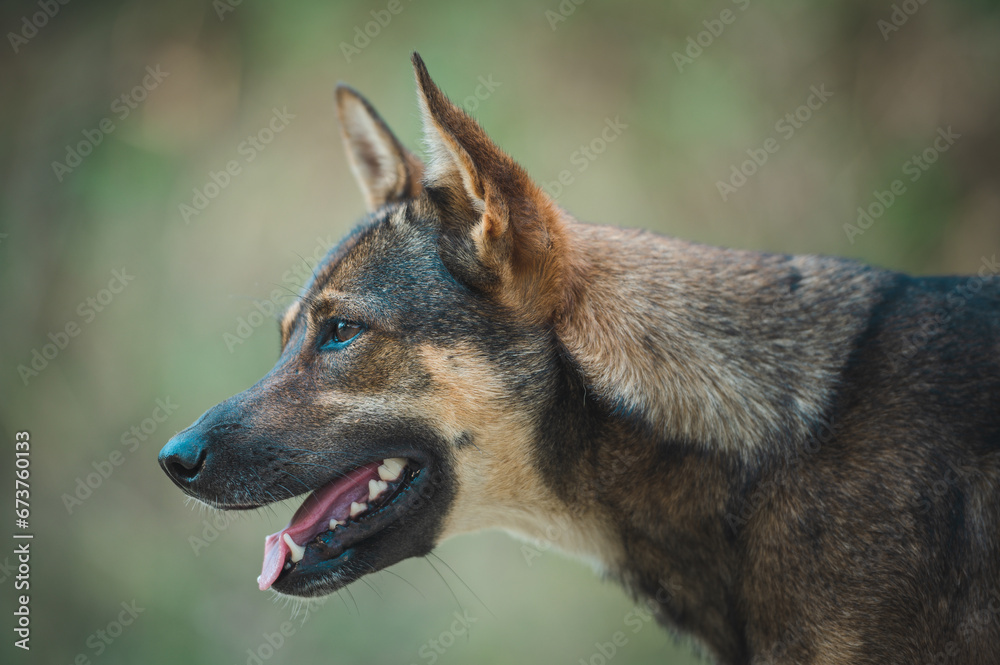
160,53,1000,664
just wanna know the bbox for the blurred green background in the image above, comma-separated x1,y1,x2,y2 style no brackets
2,0,999,663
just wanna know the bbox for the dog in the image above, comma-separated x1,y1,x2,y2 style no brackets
159,53,1000,664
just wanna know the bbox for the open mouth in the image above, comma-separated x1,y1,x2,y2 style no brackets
259,456,423,592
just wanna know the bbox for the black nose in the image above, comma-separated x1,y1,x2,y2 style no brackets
158,429,208,487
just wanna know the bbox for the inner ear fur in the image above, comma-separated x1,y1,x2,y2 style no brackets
335,83,424,211
410,52,578,321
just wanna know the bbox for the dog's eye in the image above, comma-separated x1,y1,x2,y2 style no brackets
336,321,363,343
322,320,364,349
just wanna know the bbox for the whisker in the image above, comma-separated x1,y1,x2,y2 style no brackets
358,575,384,601
424,555,465,616
429,552,496,619
344,586,360,616
335,589,353,616
277,469,313,491
379,568,426,601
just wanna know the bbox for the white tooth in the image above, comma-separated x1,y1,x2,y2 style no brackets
329,518,344,530
378,457,406,481
350,501,367,518
368,479,388,501
283,533,305,563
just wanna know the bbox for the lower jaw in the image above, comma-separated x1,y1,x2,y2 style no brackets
271,464,427,593
271,549,356,596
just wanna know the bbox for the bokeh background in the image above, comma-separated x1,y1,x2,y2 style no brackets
2,0,999,663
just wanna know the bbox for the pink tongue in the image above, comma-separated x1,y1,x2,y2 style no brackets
258,462,380,590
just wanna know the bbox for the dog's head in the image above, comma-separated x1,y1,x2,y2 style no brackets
158,54,593,597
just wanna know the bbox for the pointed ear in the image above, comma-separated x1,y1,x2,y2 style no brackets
335,84,423,211
411,53,574,319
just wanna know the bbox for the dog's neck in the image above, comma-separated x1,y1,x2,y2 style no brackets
556,220,881,457
541,220,887,660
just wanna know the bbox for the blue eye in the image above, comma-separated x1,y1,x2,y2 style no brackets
323,320,364,349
